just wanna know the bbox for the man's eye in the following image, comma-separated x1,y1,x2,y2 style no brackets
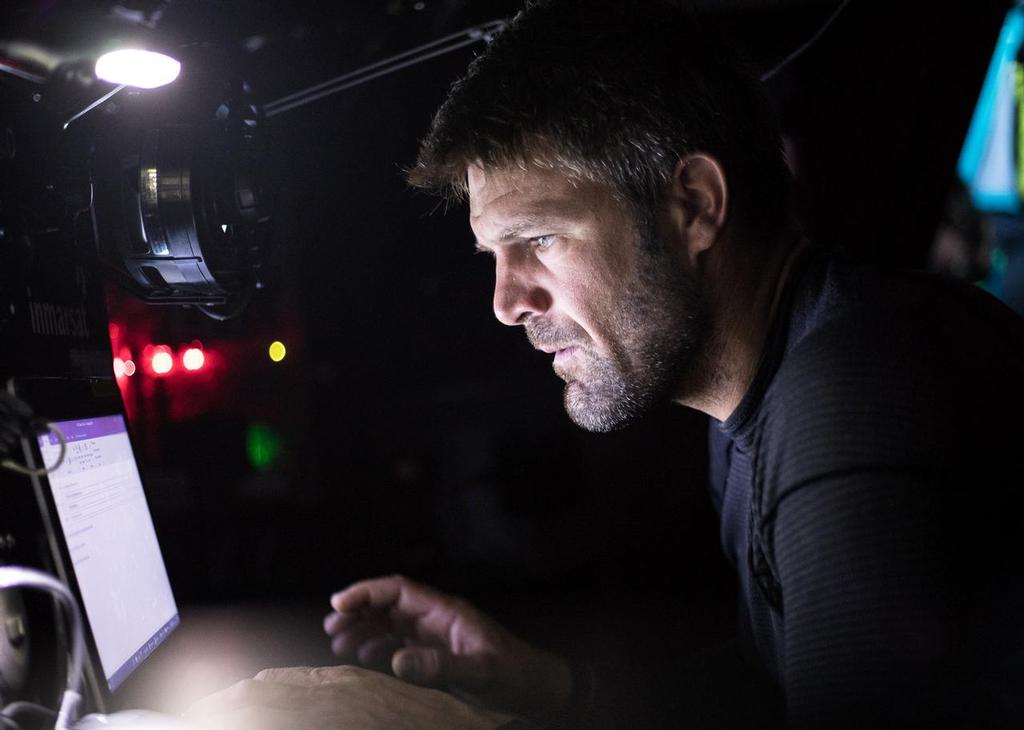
532,235,557,251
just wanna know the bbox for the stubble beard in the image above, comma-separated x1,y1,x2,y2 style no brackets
528,244,708,433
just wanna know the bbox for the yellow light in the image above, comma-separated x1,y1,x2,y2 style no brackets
268,341,286,362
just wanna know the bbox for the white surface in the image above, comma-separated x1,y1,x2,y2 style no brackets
74,710,196,730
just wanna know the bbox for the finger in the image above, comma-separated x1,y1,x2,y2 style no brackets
253,666,314,684
251,665,409,695
330,575,440,618
325,606,396,639
330,626,369,660
391,646,493,693
330,576,405,612
356,634,403,672
392,646,447,686
323,610,362,636
188,678,324,718
185,679,277,719
254,665,361,686
185,680,251,719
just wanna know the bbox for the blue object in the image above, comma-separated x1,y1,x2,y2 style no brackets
957,7,1024,213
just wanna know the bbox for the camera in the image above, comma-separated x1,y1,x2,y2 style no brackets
0,39,273,382
0,18,273,709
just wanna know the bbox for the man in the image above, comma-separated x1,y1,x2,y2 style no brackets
193,1,1024,728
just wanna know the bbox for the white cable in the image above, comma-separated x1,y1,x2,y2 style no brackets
266,36,483,117
1,422,66,478
0,567,84,730
264,19,505,111
266,20,504,108
0,61,46,84
760,0,853,83
264,19,506,118
62,84,127,131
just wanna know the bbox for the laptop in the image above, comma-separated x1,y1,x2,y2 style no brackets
9,376,179,715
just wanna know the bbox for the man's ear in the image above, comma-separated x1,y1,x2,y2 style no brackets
664,153,729,264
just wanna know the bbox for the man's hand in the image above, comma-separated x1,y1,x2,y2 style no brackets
323,575,572,719
186,665,513,730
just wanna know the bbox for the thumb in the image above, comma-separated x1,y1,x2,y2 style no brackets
392,646,491,693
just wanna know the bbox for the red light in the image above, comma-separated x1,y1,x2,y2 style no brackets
182,347,205,371
113,357,126,378
150,345,174,375
124,359,136,377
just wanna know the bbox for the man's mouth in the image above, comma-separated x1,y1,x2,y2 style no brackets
553,346,578,366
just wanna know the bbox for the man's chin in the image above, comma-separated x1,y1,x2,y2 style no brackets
562,380,637,433
552,361,574,384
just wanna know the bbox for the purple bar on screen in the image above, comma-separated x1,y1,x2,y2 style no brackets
42,415,127,446
106,613,180,691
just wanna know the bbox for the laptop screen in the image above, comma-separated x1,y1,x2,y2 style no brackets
38,414,179,691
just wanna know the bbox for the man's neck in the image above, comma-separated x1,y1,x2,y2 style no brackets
673,231,807,422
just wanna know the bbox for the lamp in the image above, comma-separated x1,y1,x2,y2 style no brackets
95,48,180,89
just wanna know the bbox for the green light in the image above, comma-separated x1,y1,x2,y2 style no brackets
246,423,282,471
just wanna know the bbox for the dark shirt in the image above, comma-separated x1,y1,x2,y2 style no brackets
708,245,1024,728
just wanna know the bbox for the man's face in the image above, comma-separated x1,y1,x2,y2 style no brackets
468,164,707,432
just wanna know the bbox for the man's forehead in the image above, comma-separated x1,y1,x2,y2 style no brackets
467,165,540,216
467,163,605,223
466,165,491,209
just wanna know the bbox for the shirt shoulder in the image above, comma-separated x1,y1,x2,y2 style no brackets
755,261,1024,511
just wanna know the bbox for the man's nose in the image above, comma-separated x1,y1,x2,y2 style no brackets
493,260,551,326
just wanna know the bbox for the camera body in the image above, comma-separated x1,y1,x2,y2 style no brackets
0,80,112,382
0,47,270,381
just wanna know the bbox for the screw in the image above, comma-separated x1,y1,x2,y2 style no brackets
6,615,26,646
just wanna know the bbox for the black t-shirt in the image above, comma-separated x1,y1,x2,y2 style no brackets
708,246,1024,728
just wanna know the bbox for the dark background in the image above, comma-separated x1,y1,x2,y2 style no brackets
2,0,1012,721
117,0,1007,596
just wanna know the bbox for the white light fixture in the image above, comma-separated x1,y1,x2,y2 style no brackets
95,49,181,89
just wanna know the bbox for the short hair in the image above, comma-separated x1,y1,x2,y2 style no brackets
408,0,795,240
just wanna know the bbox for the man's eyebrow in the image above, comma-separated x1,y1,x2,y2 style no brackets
472,198,585,250
473,218,554,252
497,220,535,241
496,216,563,241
